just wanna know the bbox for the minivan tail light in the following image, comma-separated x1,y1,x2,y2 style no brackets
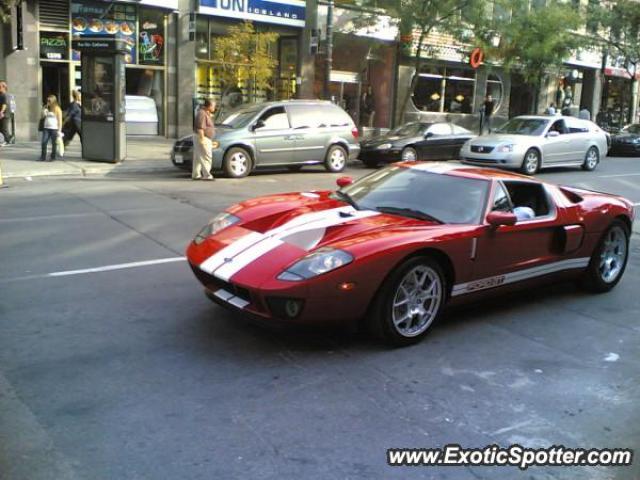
351,127,359,139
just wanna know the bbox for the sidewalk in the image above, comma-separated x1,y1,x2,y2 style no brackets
0,136,178,181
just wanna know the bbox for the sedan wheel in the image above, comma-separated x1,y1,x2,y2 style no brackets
401,147,418,162
580,220,629,292
224,147,252,178
582,146,599,171
324,145,347,172
368,256,446,346
521,149,540,175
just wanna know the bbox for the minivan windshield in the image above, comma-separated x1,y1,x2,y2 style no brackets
218,107,260,129
493,118,549,136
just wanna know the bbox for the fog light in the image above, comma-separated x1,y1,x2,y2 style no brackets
285,299,303,318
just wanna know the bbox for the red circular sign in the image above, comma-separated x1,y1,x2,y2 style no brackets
470,48,484,69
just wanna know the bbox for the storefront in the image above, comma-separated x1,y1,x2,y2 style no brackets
598,67,639,130
37,0,176,137
195,0,305,121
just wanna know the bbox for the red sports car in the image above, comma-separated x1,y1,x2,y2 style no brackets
186,162,634,346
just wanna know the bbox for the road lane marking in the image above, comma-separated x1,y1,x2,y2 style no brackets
598,173,640,178
47,257,186,277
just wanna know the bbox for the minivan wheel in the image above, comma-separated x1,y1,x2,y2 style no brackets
521,148,540,175
582,146,599,171
224,147,252,178
324,145,347,172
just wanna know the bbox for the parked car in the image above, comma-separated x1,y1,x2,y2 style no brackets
358,122,475,167
609,124,640,156
186,162,633,346
171,100,360,178
460,115,608,175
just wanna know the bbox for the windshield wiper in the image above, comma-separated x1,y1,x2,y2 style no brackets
375,206,443,223
334,190,360,210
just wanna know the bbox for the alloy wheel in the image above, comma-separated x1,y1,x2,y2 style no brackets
329,148,346,170
402,147,417,161
229,152,249,176
599,225,627,283
391,265,442,337
524,150,539,175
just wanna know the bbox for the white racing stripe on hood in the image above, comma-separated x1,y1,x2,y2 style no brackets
200,206,380,281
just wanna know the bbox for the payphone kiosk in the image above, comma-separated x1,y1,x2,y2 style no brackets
72,36,126,162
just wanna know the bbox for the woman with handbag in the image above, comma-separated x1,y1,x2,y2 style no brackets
40,95,62,161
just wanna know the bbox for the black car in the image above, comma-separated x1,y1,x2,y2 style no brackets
609,124,640,156
358,122,476,167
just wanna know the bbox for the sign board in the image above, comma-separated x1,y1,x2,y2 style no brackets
330,70,360,84
40,32,69,60
72,36,129,53
199,0,306,28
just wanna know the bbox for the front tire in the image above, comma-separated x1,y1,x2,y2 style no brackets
223,147,252,178
582,146,599,171
580,220,629,292
521,148,540,175
401,146,418,162
324,145,347,172
368,256,446,347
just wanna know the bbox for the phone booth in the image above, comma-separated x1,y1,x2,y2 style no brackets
72,36,126,162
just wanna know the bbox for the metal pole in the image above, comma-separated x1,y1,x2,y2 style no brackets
323,0,334,100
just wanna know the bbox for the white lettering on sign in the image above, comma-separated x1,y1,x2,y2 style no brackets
219,0,245,12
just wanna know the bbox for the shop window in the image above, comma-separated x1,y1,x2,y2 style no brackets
195,17,209,59
139,8,165,66
485,73,503,111
413,66,476,114
257,107,289,130
277,37,298,100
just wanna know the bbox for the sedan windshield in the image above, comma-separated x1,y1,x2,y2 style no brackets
218,108,260,128
339,166,489,224
494,118,549,136
390,123,429,137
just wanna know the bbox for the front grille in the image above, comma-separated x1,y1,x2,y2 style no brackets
471,145,495,153
174,140,193,153
463,157,497,163
190,264,251,303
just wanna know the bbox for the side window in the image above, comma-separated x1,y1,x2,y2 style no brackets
503,181,551,217
565,118,589,133
492,183,512,212
256,107,290,130
549,120,567,135
428,123,453,136
324,105,350,127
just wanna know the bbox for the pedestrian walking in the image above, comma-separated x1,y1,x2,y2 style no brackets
480,95,496,133
193,98,216,180
63,90,82,147
360,86,375,128
0,81,10,146
40,95,63,161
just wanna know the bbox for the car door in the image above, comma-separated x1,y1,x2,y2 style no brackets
420,123,456,159
287,104,333,164
564,118,590,161
542,119,572,164
252,106,295,165
470,181,564,289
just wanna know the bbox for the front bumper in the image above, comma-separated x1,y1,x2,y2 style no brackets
609,143,640,156
358,148,402,163
459,147,524,168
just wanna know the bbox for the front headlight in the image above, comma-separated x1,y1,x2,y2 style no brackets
194,212,240,244
277,248,354,281
376,143,393,150
497,144,514,153
211,140,221,149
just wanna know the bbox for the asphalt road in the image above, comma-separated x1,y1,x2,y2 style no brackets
1,158,639,480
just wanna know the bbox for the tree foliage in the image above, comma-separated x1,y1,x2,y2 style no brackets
210,21,279,100
1,0,19,23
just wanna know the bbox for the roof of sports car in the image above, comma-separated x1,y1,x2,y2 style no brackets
402,161,536,181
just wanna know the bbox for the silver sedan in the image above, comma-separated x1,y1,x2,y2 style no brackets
460,115,608,175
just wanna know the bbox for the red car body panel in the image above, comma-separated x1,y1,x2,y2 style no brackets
186,163,634,325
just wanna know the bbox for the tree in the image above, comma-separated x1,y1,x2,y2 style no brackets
471,0,584,113
589,0,640,123
1,0,18,23
210,21,279,103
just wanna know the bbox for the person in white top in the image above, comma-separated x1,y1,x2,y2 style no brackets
40,94,62,161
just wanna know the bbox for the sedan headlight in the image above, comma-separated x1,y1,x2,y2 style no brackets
278,248,353,281
194,212,240,244
497,144,514,153
376,143,393,150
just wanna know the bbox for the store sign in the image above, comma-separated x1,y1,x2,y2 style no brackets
199,0,306,28
40,32,69,60
71,0,137,64
139,9,165,65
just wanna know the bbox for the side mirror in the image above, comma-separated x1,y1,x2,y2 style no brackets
486,211,517,227
252,119,265,131
547,130,560,138
424,131,434,138
336,176,354,188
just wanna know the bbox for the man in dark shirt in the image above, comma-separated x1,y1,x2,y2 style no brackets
482,94,495,134
193,98,216,180
63,90,82,146
0,81,10,146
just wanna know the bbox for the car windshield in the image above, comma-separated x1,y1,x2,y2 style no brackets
218,107,260,128
339,166,489,224
390,123,429,137
494,118,549,136
623,124,640,134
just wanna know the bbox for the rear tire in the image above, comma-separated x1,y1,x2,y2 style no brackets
223,147,252,178
580,220,629,293
368,256,446,347
324,145,347,172
582,146,599,171
520,148,540,175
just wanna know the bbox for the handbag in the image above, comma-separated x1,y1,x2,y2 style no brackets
38,117,44,132
56,134,65,158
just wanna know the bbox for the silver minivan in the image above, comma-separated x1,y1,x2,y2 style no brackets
171,100,361,178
